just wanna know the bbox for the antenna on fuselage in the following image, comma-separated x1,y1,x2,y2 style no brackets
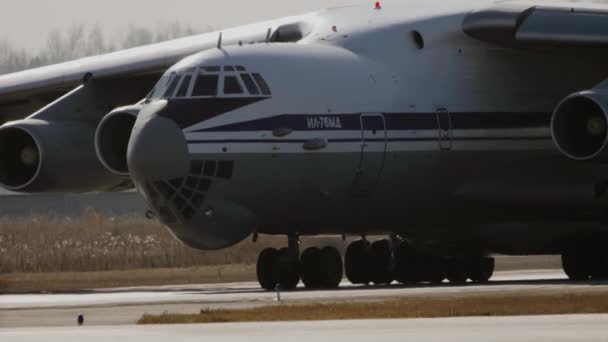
217,32,223,49
265,28,272,43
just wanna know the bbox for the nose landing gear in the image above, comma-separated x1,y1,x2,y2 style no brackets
256,236,343,291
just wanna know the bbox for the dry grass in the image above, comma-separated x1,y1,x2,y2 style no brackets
0,208,342,274
0,208,342,292
0,264,256,293
138,290,608,324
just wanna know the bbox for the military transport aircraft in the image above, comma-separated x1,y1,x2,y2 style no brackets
0,0,608,290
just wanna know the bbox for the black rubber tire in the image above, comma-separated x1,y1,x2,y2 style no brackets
562,252,591,281
394,241,419,284
277,248,300,290
301,247,323,288
587,252,608,279
370,239,394,285
345,240,371,285
424,256,446,284
319,246,344,288
469,257,495,283
257,248,279,290
445,258,468,284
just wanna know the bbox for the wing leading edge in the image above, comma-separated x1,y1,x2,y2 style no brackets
0,14,313,123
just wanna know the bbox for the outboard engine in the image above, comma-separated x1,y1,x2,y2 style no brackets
551,90,608,161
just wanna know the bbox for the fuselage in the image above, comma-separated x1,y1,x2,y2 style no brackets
127,0,608,255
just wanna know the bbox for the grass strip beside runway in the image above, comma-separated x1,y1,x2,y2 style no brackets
138,290,608,324
0,265,255,293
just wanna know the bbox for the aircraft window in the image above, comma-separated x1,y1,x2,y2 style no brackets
240,74,260,95
224,76,244,94
252,73,271,95
176,75,192,97
224,66,235,71
236,66,246,71
192,74,219,97
202,66,220,72
149,75,171,99
163,75,181,98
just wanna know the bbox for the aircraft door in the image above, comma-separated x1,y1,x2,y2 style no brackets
436,108,452,150
352,113,387,195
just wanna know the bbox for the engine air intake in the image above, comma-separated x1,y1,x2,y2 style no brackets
552,91,608,161
0,127,40,189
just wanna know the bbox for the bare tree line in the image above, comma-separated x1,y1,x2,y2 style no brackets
0,22,207,75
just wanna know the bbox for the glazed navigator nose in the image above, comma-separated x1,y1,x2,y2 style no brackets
127,100,190,183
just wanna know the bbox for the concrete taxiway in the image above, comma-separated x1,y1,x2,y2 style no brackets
2,269,604,328
1,315,608,342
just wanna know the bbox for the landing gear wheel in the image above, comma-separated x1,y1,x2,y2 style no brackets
562,252,591,281
370,239,394,285
395,241,419,284
257,248,279,290
445,258,468,284
588,252,608,280
469,257,495,283
345,240,371,285
277,248,300,290
424,256,446,284
319,247,343,288
301,247,323,288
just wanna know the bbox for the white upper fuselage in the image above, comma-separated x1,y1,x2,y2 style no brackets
140,0,607,158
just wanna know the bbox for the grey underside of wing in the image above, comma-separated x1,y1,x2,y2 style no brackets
463,2,608,47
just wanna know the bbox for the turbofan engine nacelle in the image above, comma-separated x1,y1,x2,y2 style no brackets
0,119,127,192
552,90,608,161
95,104,142,176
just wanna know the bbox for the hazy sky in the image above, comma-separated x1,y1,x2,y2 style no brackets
0,0,361,52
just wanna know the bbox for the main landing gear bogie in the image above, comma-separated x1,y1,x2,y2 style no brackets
256,237,496,290
344,239,494,286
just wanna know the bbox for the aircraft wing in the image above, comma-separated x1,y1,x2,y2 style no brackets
463,1,608,47
0,17,298,124
0,37,204,124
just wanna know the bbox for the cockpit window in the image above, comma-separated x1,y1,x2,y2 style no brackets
192,74,219,97
176,75,192,97
239,74,260,95
149,75,171,100
163,75,181,98
252,73,271,95
202,66,220,72
224,76,244,94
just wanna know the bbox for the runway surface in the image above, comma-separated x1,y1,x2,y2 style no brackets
2,268,605,329
2,315,608,342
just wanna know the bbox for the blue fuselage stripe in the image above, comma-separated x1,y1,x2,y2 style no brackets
190,112,552,133
186,137,552,144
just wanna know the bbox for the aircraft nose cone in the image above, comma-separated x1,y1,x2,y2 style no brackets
127,101,190,182
126,100,255,251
